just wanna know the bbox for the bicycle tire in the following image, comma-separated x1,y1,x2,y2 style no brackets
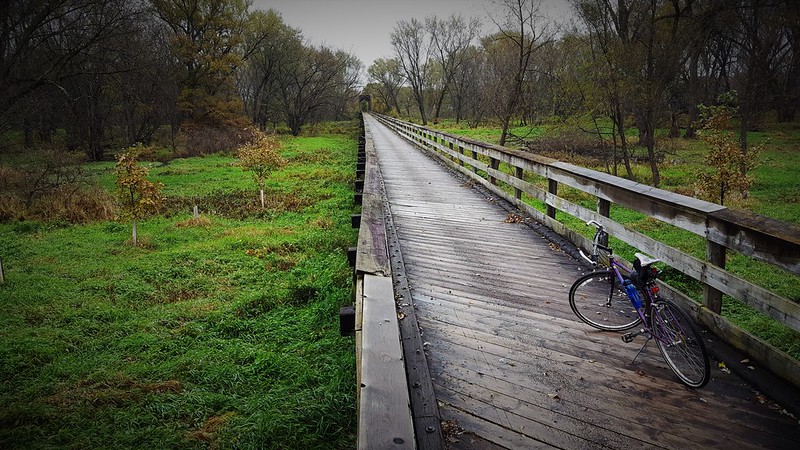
569,271,642,331
650,301,710,388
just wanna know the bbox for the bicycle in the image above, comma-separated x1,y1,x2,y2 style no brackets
568,220,711,388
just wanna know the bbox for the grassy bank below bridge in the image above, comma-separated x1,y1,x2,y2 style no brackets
0,126,359,449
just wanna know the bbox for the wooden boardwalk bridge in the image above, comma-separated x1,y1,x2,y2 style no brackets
351,113,800,449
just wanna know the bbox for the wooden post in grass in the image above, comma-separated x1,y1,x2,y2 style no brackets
0,256,5,284
193,205,199,219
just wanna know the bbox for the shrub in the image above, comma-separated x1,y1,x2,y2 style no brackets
0,150,115,223
236,134,287,208
179,115,259,157
115,150,164,245
695,101,760,205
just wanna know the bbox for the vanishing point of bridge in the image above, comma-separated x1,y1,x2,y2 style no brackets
352,113,800,449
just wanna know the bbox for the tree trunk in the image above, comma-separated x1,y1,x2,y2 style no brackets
647,138,660,187
393,96,402,116
615,106,634,179
684,49,700,139
259,189,265,208
738,117,751,178
415,89,427,125
24,120,33,148
132,218,138,246
635,112,654,150
641,117,660,187
432,87,447,123
499,114,512,147
668,111,680,138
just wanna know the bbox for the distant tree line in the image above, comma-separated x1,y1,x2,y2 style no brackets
1,0,362,161
367,0,799,187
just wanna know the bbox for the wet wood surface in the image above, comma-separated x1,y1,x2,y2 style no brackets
364,114,800,449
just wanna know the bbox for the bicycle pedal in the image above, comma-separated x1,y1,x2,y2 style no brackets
621,333,635,343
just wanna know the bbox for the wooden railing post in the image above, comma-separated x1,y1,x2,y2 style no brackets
458,145,465,167
472,150,478,174
547,179,558,219
515,167,524,200
704,240,726,314
598,198,610,247
489,157,499,185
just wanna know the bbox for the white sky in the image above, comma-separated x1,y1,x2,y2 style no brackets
250,0,575,73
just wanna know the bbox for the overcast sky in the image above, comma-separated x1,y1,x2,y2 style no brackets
250,0,575,74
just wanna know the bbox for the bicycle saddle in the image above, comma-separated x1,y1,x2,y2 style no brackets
634,253,660,266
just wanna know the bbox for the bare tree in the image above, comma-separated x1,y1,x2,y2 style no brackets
450,45,485,124
489,0,557,146
572,0,637,178
237,9,301,130
391,18,433,124
0,0,138,148
426,14,482,123
367,58,404,115
729,0,792,159
774,0,800,122
276,44,360,135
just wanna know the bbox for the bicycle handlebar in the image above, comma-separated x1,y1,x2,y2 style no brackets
586,219,603,229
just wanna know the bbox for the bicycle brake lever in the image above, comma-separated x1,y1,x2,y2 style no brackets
579,250,596,267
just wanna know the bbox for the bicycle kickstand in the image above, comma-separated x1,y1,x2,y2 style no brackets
631,335,652,364
621,329,652,364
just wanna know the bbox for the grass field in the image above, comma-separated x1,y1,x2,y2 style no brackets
0,128,359,448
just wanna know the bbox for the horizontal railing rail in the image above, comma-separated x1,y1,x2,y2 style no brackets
374,113,800,387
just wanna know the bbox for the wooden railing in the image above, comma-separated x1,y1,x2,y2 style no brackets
374,113,800,387
350,115,415,449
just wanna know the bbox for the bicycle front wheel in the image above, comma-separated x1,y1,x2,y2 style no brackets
569,271,641,331
651,301,710,388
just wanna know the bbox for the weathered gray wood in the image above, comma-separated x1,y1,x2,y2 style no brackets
383,182,445,450
411,128,800,333
704,240,726,313
378,112,800,278
367,112,800,449
547,178,557,219
354,193,390,276
354,117,420,450
355,275,364,396
708,208,800,275
359,274,414,450
514,167,523,199
354,123,391,276
598,198,610,247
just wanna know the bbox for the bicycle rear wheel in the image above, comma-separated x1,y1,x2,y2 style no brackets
569,271,641,331
650,301,710,388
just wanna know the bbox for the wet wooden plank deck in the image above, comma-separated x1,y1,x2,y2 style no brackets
364,114,800,449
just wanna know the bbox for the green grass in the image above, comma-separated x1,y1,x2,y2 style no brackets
0,131,359,448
